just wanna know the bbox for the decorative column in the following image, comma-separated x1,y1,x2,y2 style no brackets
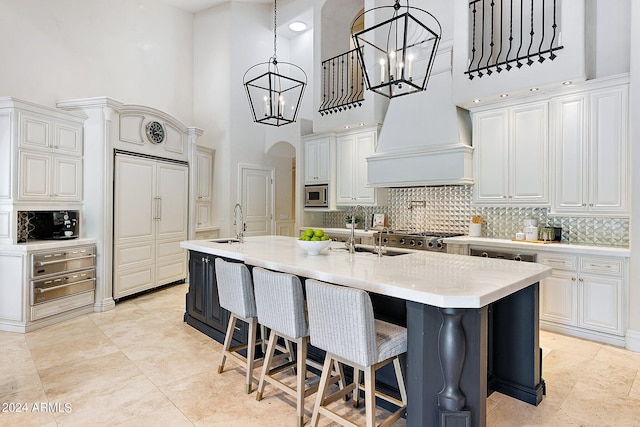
438,308,466,410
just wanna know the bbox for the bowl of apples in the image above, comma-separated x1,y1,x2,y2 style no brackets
297,228,331,255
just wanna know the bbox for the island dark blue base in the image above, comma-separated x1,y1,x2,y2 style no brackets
183,249,544,427
406,283,543,427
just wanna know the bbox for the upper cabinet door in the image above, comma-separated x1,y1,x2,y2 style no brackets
551,83,629,216
304,136,331,184
510,103,549,204
336,134,356,204
473,102,549,206
551,95,588,213
18,112,51,151
54,122,83,155
588,87,628,214
195,148,213,201
472,109,509,204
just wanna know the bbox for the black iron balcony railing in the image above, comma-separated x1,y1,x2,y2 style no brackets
319,48,365,115
466,0,564,79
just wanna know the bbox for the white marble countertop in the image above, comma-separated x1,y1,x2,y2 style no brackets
443,236,630,257
0,238,97,254
181,235,551,309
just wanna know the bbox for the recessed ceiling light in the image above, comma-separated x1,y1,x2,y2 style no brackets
288,21,307,32
563,81,572,86
500,93,509,98
473,99,481,103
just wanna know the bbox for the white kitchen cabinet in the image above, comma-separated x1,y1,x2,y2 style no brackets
0,98,86,245
194,147,214,231
304,135,332,184
551,83,629,215
472,101,549,206
540,253,625,343
113,153,188,299
336,128,387,206
18,150,82,201
17,111,83,202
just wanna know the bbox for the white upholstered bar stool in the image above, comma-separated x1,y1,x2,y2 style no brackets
305,279,408,427
253,267,330,427
215,257,263,394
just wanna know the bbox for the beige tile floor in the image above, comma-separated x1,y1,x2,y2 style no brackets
2,282,640,426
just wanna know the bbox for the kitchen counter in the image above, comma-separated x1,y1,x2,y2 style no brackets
182,235,550,427
0,238,98,253
443,236,630,257
181,236,550,308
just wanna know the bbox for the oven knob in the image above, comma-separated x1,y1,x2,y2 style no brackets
417,241,424,247
409,239,416,246
481,252,489,257
514,255,522,262
436,239,444,248
382,237,389,244
399,238,405,245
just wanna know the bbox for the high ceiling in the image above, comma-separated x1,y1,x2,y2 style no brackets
161,0,278,14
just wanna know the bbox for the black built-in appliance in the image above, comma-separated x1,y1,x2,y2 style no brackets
31,210,79,240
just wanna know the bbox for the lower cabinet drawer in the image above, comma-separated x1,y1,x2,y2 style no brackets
580,257,623,276
30,291,94,321
540,253,578,270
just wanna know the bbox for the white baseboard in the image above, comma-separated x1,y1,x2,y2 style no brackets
625,329,640,352
94,298,116,312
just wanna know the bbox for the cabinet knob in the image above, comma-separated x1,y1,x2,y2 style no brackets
589,203,594,207
578,277,584,282
571,277,577,281
582,203,587,207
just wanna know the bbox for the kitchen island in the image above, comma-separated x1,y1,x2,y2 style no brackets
181,236,552,427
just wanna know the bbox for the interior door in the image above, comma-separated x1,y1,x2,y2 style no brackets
240,166,273,237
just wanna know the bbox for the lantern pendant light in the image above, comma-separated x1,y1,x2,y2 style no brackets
352,0,442,99
243,0,307,126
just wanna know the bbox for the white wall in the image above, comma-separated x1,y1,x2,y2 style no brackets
0,0,194,122
194,2,309,237
627,1,640,352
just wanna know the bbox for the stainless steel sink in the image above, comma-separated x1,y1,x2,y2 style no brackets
209,238,241,244
332,246,409,256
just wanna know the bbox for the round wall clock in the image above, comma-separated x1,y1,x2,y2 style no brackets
145,121,165,144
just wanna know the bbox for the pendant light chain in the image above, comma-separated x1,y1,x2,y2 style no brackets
272,0,278,63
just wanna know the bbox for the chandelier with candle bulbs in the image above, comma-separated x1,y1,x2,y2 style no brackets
243,0,307,126
351,0,441,99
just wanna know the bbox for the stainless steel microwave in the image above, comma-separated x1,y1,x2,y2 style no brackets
305,184,328,208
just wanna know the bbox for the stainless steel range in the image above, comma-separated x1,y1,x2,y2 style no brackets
372,230,463,252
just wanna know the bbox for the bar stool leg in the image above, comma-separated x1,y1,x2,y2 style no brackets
296,337,308,427
218,314,237,373
364,366,376,427
353,368,361,408
246,317,258,394
311,355,334,427
256,332,278,401
394,357,408,406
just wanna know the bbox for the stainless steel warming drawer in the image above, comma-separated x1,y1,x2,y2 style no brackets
29,245,97,308
32,246,96,277
31,269,96,305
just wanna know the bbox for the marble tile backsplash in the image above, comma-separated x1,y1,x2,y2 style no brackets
322,186,629,247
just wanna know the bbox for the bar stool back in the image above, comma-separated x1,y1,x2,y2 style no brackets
215,257,262,394
305,279,408,427
253,267,324,427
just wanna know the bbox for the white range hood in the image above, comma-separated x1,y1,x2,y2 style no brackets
367,70,473,187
